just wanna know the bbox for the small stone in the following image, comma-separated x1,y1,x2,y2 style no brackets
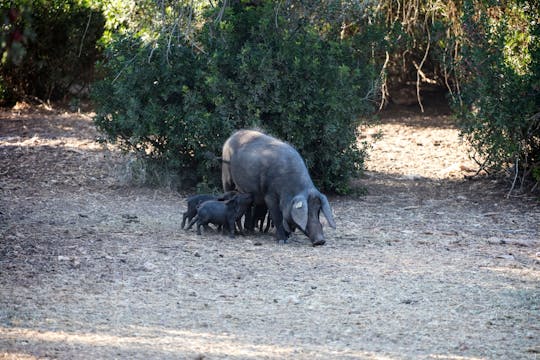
286,295,301,305
143,261,157,271
400,299,418,305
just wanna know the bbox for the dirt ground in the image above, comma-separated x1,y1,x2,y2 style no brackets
0,104,539,360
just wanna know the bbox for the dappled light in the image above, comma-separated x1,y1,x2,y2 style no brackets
0,352,39,360
0,325,412,359
361,113,478,180
1,135,102,151
0,325,496,360
0,110,106,151
0,326,297,359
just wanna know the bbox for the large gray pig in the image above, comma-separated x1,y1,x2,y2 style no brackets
221,129,336,246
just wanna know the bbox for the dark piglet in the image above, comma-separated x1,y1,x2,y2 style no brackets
253,204,272,233
181,191,236,229
245,204,271,233
188,193,253,238
181,194,214,229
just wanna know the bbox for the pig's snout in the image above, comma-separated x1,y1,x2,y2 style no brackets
311,234,326,247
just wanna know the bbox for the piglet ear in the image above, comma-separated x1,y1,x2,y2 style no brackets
218,190,237,200
290,195,308,232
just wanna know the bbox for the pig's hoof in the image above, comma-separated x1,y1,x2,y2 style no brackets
312,239,326,246
277,239,288,245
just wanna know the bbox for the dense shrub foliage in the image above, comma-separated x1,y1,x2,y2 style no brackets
454,1,540,189
0,0,105,104
201,3,381,192
93,34,233,188
93,1,382,193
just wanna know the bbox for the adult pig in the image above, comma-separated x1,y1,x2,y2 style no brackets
221,129,336,246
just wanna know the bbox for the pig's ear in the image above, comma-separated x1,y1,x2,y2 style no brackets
290,195,308,232
319,193,336,229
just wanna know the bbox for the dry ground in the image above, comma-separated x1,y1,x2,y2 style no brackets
0,104,539,360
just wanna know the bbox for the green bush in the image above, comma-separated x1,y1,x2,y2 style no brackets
93,33,232,189
201,2,380,193
93,1,382,193
454,1,540,190
0,0,105,104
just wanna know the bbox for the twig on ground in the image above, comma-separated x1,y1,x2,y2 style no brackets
507,156,519,198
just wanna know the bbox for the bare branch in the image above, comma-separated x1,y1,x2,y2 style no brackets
78,12,92,57
379,51,390,110
415,23,430,113
507,155,519,198
215,0,228,23
113,55,138,83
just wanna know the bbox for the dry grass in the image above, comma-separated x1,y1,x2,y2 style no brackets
1,105,539,359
